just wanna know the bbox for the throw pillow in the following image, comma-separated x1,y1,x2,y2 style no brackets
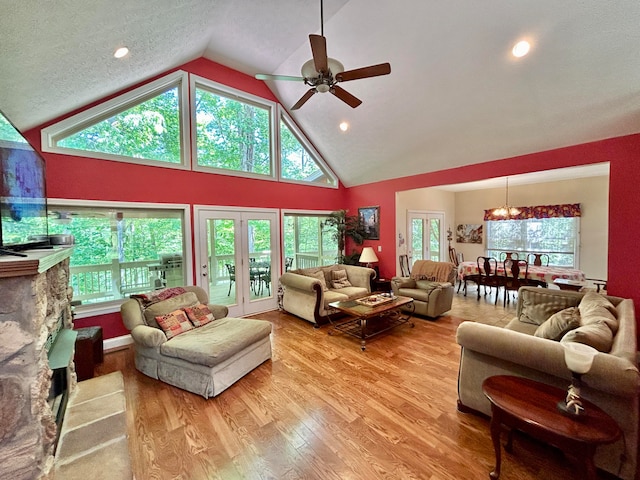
579,292,619,335
307,270,328,291
517,288,580,326
561,320,614,352
331,269,352,289
155,309,194,339
534,307,580,341
183,304,215,327
143,292,199,329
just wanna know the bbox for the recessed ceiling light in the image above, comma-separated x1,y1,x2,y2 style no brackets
114,47,129,59
339,122,349,132
512,40,530,58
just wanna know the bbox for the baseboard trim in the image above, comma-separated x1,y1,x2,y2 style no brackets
104,334,133,352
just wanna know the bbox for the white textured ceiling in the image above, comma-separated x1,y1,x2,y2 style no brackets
0,1,638,187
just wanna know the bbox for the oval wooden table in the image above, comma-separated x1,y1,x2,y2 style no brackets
482,375,621,480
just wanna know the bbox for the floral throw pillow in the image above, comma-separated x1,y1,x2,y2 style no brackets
155,309,194,339
183,304,215,327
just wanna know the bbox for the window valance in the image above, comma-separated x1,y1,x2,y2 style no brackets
484,203,581,221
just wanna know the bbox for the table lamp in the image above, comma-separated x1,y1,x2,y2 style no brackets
359,247,379,268
558,342,598,417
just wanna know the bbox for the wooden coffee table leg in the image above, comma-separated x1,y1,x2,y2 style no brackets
489,405,502,479
360,317,367,351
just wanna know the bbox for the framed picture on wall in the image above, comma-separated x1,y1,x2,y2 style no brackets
359,206,380,240
456,224,483,244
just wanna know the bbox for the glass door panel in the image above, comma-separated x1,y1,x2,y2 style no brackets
407,211,445,264
429,218,441,260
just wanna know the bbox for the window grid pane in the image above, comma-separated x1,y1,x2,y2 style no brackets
48,206,185,304
58,88,182,164
486,218,578,267
280,119,336,186
195,88,271,175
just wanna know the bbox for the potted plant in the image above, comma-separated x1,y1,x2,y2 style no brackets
323,210,367,264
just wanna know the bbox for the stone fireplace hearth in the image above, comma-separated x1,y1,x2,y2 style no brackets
0,248,74,480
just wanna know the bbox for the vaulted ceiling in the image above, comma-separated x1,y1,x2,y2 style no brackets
1,1,638,186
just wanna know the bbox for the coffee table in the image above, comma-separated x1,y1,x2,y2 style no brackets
482,375,621,480
328,295,414,350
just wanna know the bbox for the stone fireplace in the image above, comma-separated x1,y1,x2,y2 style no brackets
0,248,74,480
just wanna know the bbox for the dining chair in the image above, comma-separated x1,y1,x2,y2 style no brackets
468,256,501,303
449,247,465,292
399,254,411,277
285,256,294,271
260,265,272,295
225,264,235,296
528,253,550,266
502,259,529,306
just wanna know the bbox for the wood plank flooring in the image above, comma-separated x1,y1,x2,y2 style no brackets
96,290,612,480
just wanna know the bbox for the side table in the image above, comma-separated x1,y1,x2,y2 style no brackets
372,278,392,293
482,375,621,480
74,326,104,381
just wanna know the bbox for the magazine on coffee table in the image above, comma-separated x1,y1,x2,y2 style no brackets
355,294,395,307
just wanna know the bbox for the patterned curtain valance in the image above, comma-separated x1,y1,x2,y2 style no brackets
484,203,581,221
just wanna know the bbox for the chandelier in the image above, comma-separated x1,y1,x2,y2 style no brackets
493,177,520,218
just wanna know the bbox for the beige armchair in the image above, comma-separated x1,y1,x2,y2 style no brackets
391,260,457,318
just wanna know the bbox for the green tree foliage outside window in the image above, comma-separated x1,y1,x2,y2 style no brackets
486,218,578,267
0,114,27,143
58,88,182,163
195,88,271,175
48,207,185,303
280,119,333,185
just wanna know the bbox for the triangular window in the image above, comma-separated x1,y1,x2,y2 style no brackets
279,109,337,187
41,71,190,168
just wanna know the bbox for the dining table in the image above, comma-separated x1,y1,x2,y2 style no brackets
457,261,586,287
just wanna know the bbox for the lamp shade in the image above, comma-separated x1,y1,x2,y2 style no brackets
563,342,598,374
359,247,379,264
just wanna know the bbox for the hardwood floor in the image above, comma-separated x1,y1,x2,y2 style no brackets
96,290,607,480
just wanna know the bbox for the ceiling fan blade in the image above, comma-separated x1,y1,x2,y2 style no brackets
330,85,362,108
309,34,328,74
255,73,305,82
291,89,317,110
336,63,391,82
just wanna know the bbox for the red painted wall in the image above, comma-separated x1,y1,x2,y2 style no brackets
25,56,640,340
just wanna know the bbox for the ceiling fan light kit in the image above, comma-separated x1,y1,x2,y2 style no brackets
255,0,390,110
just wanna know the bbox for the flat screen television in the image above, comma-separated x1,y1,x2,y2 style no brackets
0,109,49,256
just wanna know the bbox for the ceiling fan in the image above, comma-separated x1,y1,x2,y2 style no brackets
255,0,391,110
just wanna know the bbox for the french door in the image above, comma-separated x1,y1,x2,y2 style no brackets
195,207,279,317
407,211,445,264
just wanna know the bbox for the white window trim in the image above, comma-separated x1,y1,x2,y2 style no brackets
49,198,193,318
190,74,278,181
41,71,191,170
278,106,339,188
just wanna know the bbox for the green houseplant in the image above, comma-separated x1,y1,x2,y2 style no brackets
323,210,367,264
